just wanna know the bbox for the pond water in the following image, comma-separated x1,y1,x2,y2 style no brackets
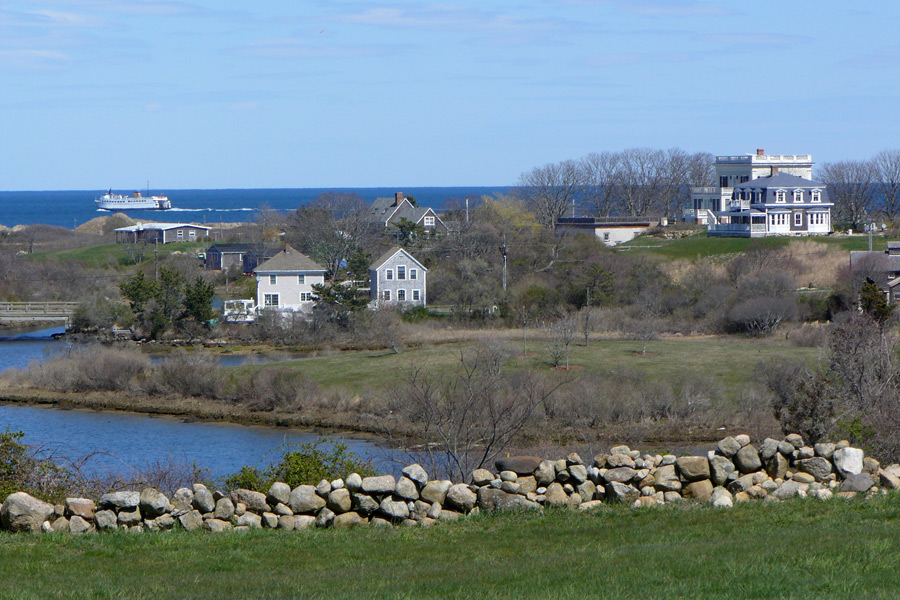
0,327,401,479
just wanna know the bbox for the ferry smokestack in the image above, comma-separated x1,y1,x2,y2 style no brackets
757,148,765,156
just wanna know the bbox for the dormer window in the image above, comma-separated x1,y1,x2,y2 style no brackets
793,190,803,203
776,190,786,203
812,190,821,203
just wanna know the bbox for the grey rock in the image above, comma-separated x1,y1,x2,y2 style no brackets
151,514,175,531
710,487,733,508
420,480,452,504
177,510,203,532
797,457,832,481
315,479,331,496
759,438,780,460
797,446,815,460
879,469,900,490
234,503,246,516
402,464,429,487
569,464,588,484
567,452,584,466
327,488,352,514
379,497,410,520
117,508,142,525
604,467,637,484
610,445,631,455
267,482,291,506
139,488,169,519
64,498,95,520
676,456,710,482
734,434,751,447
261,512,278,528
605,482,640,503
777,440,795,456
274,502,293,516
733,445,762,474
172,487,193,511
94,509,118,531
361,475,396,495
345,473,362,492
500,481,521,494
653,465,683,492
576,481,597,503
716,436,741,458
518,475,538,495
534,460,556,486
766,452,789,480
204,519,233,532
471,469,494,486
495,455,543,475
50,516,68,532
334,512,365,528
785,433,805,448
214,497,235,520
231,489,269,514
841,473,875,493
605,453,636,469
277,515,296,530
445,484,477,513
683,479,714,500
476,487,542,512
544,482,569,506
709,456,736,487
294,515,316,530
289,485,326,514
316,508,335,528
352,493,379,515
499,470,518,482
833,447,865,477
192,484,216,513
771,480,805,500
864,457,881,477
814,442,836,459
395,477,419,501
98,491,140,510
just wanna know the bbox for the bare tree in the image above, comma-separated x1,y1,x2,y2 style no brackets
548,312,576,369
820,159,878,229
394,352,563,481
580,151,620,218
289,192,370,281
874,149,900,225
517,160,584,229
616,148,666,216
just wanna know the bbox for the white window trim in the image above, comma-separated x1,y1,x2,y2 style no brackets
386,269,393,281
424,215,435,227
298,274,305,284
269,274,277,285
397,265,406,280
264,293,279,307
412,289,420,301
398,289,406,302
383,290,391,301
812,190,821,203
410,268,417,280
793,189,803,203
794,212,803,227
776,190,786,203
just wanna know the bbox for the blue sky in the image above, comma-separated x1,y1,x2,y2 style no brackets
1,1,899,190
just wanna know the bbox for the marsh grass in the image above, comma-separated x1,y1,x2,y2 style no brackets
2,496,900,599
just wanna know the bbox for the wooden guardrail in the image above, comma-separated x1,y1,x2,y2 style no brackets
0,302,80,325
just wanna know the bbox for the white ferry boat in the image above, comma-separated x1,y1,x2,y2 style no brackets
96,189,172,211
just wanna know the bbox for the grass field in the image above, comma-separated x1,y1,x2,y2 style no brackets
29,241,207,270
623,232,896,261
238,336,824,401
2,496,900,599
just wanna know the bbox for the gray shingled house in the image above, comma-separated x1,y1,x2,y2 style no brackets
365,192,446,233
369,247,428,308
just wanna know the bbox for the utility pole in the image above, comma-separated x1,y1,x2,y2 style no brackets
465,197,469,224
154,238,159,281
499,243,508,292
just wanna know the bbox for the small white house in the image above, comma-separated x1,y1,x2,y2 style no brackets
369,247,427,308
253,245,327,312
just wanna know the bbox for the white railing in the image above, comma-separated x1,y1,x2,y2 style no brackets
717,154,812,164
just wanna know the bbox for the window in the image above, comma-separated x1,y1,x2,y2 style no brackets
740,176,749,183
264,293,279,307
794,212,803,227
300,292,312,302
189,230,196,239
410,269,417,280
603,232,610,241
720,176,728,188
383,290,391,301
776,190,786,203
386,269,393,280
177,229,184,239
269,274,277,285
398,289,406,301
812,190,821,203
298,274,305,285
412,290,420,301
424,216,435,227
397,265,406,280
793,190,803,203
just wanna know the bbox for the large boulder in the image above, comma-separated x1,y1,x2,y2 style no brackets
230,489,269,513
833,447,864,478
445,484,477,513
192,484,216,513
477,488,541,512
420,480,452,504
652,465,682,492
94,509,118,531
796,457,832,482
709,456,736,486
771,480,805,500
378,497,410,521
716,437,741,458
267,482,291,506
709,487,733,508
733,446,762,474
1,492,55,533
289,485,326,514
395,477,419,501
534,461,556,486
361,475,396,495
214,498,235,520
402,464,429,487
841,473,875,493
139,488,169,519
765,453,789,480
676,456,710,482
604,467,637,484
494,456,543,475
327,488,352,514
605,482,640,503
64,498,95,520
544,482,570,507
683,479,714,501
98,491,140,510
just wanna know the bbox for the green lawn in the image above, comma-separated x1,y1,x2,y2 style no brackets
235,337,823,403
3,496,900,599
622,232,897,261
30,241,207,269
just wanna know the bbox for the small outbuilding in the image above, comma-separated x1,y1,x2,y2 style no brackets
114,223,211,244
204,243,277,274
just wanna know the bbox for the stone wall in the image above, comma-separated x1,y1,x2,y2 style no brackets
3,434,899,535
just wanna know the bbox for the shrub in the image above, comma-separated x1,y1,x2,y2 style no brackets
0,429,75,502
148,351,223,397
229,367,315,411
27,346,150,392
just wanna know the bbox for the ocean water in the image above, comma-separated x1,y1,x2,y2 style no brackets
0,187,510,229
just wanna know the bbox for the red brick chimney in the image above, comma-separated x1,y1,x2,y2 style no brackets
756,148,765,157
394,192,404,206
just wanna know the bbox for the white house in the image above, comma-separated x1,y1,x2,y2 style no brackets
685,149,815,224
706,172,833,238
556,216,666,247
114,223,212,244
253,245,327,312
369,247,427,308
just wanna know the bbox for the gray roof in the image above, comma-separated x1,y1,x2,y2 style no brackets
734,172,827,190
206,243,275,255
253,245,326,273
115,223,211,232
366,197,404,223
370,247,428,272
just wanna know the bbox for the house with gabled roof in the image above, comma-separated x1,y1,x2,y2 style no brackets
707,171,833,237
114,222,211,244
253,245,327,312
204,243,277,274
369,247,428,308
366,192,446,233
